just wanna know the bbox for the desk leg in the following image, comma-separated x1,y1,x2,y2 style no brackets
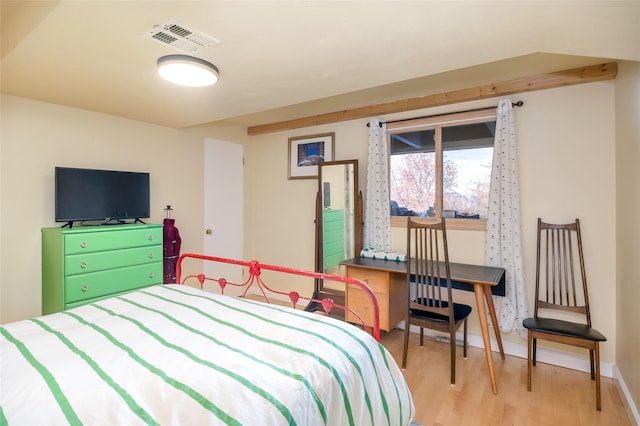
474,284,498,394
484,285,505,360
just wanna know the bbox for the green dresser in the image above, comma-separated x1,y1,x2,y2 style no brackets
322,209,345,271
42,224,163,314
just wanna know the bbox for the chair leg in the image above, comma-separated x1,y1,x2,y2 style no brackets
527,331,533,392
532,337,537,366
419,327,424,347
463,318,468,358
402,320,410,369
589,349,596,380
450,330,456,385
595,343,602,411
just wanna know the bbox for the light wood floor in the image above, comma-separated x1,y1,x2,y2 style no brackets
380,328,631,426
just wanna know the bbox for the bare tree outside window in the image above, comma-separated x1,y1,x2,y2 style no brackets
390,152,435,214
388,110,495,221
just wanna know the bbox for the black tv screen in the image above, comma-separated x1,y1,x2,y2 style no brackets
55,167,150,225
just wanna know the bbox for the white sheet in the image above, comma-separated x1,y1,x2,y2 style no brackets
1,284,414,425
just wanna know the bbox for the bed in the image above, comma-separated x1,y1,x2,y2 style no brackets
1,253,415,425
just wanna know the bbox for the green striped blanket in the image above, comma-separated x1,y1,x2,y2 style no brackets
1,284,414,425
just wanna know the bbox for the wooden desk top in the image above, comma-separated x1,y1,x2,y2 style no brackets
341,257,506,296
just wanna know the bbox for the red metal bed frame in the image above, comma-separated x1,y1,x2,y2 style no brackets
175,253,381,341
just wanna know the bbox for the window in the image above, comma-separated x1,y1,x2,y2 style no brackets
388,109,496,228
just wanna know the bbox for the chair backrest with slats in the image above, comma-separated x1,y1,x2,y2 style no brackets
406,217,453,318
535,218,592,325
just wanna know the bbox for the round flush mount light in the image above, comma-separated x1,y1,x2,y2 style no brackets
157,54,219,87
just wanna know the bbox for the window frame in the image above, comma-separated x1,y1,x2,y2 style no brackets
387,109,497,231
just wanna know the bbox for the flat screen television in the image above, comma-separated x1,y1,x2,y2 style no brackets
55,167,150,227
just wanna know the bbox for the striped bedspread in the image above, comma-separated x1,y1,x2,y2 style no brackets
1,284,414,425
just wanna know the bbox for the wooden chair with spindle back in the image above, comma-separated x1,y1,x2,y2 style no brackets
523,218,607,410
402,217,472,385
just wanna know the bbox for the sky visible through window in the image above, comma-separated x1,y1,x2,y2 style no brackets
445,147,493,196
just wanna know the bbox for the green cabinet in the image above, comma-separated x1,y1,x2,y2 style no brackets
322,209,345,271
42,224,163,314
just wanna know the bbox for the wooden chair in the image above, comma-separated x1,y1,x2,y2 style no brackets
402,217,472,385
523,218,607,410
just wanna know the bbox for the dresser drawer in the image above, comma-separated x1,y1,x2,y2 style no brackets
324,251,346,270
65,245,162,276
323,240,344,256
65,262,162,303
323,209,344,222
323,224,344,241
346,268,389,294
64,227,162,255
346,270,406,332
346,286,388,329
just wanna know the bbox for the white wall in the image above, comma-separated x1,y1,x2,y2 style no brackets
615,61,640,417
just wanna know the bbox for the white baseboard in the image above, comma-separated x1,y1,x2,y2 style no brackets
613,364,640,426
401,322,613,376
401,323,638,423
465,332,615,377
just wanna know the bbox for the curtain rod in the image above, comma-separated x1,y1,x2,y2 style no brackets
366,100,524,127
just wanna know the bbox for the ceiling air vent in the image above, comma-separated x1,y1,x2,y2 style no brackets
146,19,220,53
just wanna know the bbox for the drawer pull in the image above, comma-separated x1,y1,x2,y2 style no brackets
80,241,87,248
148,272,154,279
80,261,88,269
81,284,88,292
148,234,154,241
148,252,154,259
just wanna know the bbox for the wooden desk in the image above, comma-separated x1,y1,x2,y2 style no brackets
341,256,506,394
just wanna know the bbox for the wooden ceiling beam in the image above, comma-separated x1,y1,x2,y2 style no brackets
247,62,617,136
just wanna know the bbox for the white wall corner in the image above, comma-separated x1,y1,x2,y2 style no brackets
613,364,640,426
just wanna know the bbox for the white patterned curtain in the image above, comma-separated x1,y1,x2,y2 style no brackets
363,118,391,251
484,99,529,338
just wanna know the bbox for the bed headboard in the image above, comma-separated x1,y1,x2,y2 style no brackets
175,253,381,341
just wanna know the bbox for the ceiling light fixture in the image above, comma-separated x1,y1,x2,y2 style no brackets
157,54,219,87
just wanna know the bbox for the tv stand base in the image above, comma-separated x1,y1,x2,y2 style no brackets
59,218,147,228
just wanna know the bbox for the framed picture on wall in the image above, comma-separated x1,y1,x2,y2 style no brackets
287,132,335,179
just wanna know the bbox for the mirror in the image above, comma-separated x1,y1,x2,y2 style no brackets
311,160,362,306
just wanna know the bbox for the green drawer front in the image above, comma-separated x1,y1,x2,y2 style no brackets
65,262,163,303
65,245,162,276
64,227,162,255
324,252,345,270
323,209,344,221
324,240,344,257
323,225,344,242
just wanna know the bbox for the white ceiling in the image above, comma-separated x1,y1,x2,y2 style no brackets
2,1,639,130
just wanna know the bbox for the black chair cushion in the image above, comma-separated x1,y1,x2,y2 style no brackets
410,298,472,323
523,317,607,342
